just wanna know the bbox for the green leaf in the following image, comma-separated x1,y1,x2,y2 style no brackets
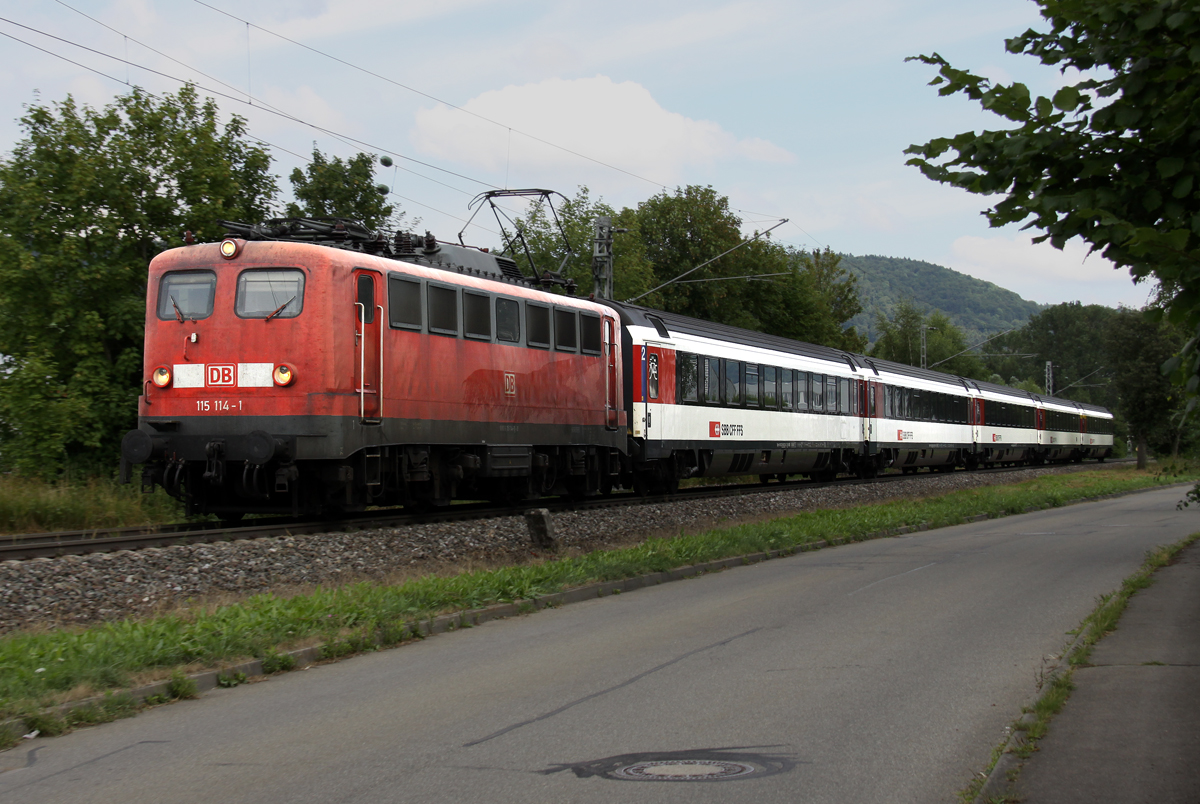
1136,8,1163,30
1175,174,1195,199
1158,157,1186,178
1052,85,1081,111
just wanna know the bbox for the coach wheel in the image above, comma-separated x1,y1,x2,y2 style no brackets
218,511,245,524
759,474,773,485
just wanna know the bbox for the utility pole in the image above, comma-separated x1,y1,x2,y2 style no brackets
592,217,615,299
1045,361,1054,396
920,326,938,369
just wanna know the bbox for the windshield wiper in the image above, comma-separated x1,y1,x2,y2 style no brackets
169,295,185,323
265,296,296,322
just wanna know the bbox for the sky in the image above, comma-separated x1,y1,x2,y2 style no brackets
0,0,1156,310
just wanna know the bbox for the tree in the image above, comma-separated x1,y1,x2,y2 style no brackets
285,148,399,231
870,301,986,378
631,185,862,348
1105,308,1186,467
790,247,868,352
0,86,277,475
984,302,1119,406
905,0,1200,393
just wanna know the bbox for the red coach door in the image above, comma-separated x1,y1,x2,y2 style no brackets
354,270,383,422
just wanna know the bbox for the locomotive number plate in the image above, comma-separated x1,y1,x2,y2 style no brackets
196,399,244,412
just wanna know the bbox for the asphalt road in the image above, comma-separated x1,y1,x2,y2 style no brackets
2,485,1196,803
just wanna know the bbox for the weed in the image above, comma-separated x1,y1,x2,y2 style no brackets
259,650,297,674
216,671,247,688
166,671,197,700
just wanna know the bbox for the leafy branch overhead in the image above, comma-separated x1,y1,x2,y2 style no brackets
904,0,1200,358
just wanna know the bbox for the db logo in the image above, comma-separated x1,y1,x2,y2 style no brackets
503,372,517,396
206,364,235,386
710,421,721,438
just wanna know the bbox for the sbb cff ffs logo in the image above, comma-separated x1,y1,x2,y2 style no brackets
207,364,235,387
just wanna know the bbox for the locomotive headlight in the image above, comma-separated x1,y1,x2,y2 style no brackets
151,366,172,388
219,239,241,259
272,363,296,386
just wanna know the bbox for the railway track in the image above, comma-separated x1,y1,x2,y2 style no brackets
0,461,1128,562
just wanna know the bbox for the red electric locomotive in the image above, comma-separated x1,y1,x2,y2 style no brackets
121,219,626,518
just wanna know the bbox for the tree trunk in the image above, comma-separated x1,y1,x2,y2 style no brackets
1136,433,1149,470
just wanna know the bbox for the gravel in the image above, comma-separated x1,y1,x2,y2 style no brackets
0,463,1130,634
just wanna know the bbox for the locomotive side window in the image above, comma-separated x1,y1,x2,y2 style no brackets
463,291,491,340
703,357,721,404
527,303,551,349
235,269,304,319
387,275,422,330
795,371,809,411
428,284,458,335
780,368,793,410
554,309,578,351
678,352,699,403
810,373,825,412
763,366,778,409
723,360,742,406
496,298,521,343
158,271,216,320
745,364,760,408
581,314,602,355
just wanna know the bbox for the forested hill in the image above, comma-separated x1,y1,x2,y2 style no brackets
841,254,1044,345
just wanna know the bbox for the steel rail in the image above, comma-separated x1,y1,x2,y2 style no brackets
0,461,1127,562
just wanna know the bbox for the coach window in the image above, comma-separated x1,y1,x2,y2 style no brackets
703,356,721,404
554,308,578,351
838,378,850,415
780,368,793,410
236,269,305,319
724,360,742,406
679,352,699,403
796,371,809,411
849,379,859,416
745,364,760,407
496,298,520,343
158,270,216,320
811,373,825,412
428,284,458,336
527,303,551,349
581,313,602,355
763,366,778,409
463,291,492,340
388,275,422,329
827,376,839,414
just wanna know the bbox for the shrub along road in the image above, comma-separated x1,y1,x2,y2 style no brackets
0,485,1195,803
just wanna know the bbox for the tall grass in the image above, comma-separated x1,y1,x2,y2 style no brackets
0,466,1187,722
0,475,185,534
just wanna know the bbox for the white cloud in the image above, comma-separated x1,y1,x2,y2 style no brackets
410,76,794,188
947,233,1152,308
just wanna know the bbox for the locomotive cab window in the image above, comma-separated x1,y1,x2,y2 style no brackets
554,309,578,351
527,303,550,349
496,298,520,343
388,275,422,330
355,274,374,323
235,269,305,319
463,291,491,340
428,284,458,335
158,270,216,320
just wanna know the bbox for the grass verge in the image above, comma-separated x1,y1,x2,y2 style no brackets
0,466,1193,747
0,475,185,534
957,529,1200,804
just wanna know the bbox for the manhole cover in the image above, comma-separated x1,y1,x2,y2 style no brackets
609,759,760,781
